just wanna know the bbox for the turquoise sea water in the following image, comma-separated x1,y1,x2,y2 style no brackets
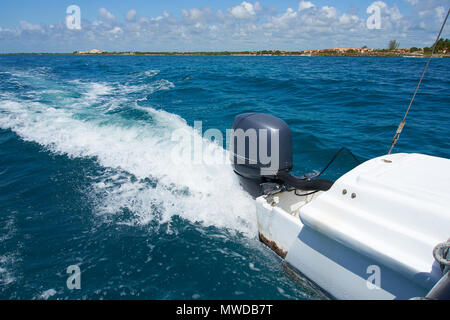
0,55,449,300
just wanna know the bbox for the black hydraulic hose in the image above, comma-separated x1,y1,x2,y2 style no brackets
277,170,334,191
277,147,360,192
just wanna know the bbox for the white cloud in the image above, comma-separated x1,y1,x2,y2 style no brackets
110,26,123,35
230,2,260,19
367,1,404,31
0,1,447,53
182,8,204,21
435,6,446,20
339,13,359,25
19,21,44,32
411,0,446,19
371,1,388,10
99,8,115,20
280,8,297,20
269,8,298,29
126,9,137,22
321,6,337,19
388,6,403,22
404,0,419,5
298,1,315,12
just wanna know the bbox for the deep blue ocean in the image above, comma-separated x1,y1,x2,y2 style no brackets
0,55,449,300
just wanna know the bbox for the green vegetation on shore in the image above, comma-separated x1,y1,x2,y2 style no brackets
2,39,449,57
69,39,450,57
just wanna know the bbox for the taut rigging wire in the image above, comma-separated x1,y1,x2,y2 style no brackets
388,8,450,155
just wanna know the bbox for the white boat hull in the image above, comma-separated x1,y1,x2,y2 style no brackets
256,153,449,299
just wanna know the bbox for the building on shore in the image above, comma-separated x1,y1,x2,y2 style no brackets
74,49,105,54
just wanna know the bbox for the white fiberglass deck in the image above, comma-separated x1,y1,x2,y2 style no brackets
256,153,450,299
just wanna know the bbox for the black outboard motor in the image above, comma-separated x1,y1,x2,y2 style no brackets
230,113,333,197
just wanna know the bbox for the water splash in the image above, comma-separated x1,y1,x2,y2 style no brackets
0,70,257,236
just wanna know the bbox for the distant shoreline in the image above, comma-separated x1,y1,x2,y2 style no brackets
1,50,449,58
3,40,450,57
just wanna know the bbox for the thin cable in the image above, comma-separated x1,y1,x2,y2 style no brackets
294,189,319,197
289,147,360,196
315,147,361,178
388,8,450,155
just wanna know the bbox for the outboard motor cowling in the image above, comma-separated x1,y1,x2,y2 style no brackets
231,113,293,179
230,113,333,197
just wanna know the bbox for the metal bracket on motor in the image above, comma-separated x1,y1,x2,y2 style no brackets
261,182,284,197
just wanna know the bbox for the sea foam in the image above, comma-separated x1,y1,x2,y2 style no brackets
0,72,257,236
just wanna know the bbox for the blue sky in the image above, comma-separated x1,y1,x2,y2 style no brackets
0,0,449,52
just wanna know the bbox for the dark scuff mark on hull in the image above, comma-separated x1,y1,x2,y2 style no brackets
282,262,332,300
258,232,287,259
